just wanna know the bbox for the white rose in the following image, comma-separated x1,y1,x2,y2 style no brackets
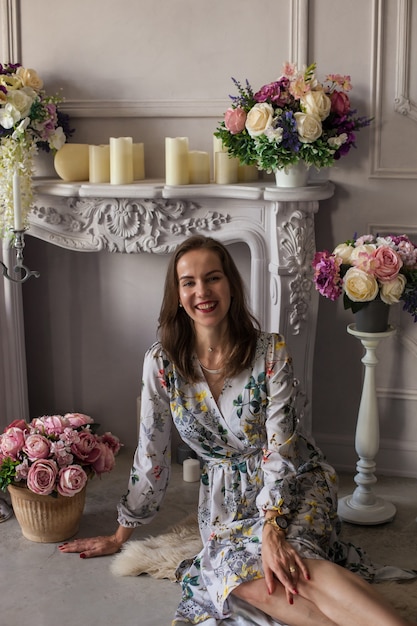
7,88,35,119
380,274,406,304
294,112,322,143
245,103,274,137
343,267,379,302
350,244,377,263
300,89,331,121
333,243,355,263
16,67,44,92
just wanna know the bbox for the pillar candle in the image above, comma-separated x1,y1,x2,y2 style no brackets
133,143,145,180
183,458,200,482
165,137,189,185
238,164,259,183
213,135,226,180
13,170,22,230
89,145,110,183
214,152,239,184
54,144,89,182
110,137,133,185
188,150,210,184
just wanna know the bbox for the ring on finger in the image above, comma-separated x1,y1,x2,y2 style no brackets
289,565,296,573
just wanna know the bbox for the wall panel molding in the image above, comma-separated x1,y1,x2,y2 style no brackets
370,0,417,178
0,0,19,62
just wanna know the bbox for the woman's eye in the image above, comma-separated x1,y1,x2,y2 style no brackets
182,281,194,287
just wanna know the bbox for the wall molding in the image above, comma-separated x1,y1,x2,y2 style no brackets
394,0,417,122
0,0,19,61
370,0,417,178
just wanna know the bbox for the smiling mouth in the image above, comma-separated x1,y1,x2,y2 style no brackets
196,302,217,312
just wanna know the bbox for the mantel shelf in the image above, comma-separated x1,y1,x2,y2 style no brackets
33,178,335,202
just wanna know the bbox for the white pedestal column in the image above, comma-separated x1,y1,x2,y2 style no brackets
338,324,397,525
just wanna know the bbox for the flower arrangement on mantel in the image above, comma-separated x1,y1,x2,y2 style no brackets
215,62,372,174
0,62,73,237
312,234,417,321
0,413,121,497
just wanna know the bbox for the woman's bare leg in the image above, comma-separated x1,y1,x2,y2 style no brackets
232,559,414,626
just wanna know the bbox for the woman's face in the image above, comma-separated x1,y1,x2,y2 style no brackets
177,248,232,333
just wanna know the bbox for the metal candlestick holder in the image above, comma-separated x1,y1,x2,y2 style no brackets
0,228,40,283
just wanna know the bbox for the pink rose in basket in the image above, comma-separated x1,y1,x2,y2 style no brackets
91,442,115,475
64,412,94,428
23,434,51,461
57,465,88,496
330,90,350,116
27,458,58,495
100,432,122,456
71,430,101,463
3,419,28,433
31,414,68,435
373,246,403,283
0,427,25,459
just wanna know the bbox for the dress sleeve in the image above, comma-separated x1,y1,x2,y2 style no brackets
117,343,172,527
255,333,301,517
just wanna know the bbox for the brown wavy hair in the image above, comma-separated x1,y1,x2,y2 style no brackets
158,235,260,382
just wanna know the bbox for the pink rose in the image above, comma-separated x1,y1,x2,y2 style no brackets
373,246,403,283
100,432,122,455
3,419,28,433
27,459,58,495
92,442,115,475
64,412,94,428
0,427,25,459
57,465,88,496
71,430,101,463
23,434,51,460
330,91,350,116
224,107,247,134
31,415,68,435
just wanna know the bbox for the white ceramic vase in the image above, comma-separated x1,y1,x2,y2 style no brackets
274,161,309,188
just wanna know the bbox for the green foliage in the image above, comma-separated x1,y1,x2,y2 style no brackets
0,457,19,492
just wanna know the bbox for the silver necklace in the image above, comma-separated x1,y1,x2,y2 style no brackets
199,361,224,375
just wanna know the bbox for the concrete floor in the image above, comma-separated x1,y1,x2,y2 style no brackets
1,449,417,626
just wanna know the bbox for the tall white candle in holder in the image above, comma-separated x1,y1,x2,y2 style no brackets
183,458,200,482
165,137,189,185
214,152,239,184
110,137,133,185
13,170,22,230
133,143,145,180
89,145,110,183
188,150,210,184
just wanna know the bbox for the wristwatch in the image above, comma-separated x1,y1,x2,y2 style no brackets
264,515,288,532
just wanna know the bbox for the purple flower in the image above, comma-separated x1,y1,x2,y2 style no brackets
312,251,343,301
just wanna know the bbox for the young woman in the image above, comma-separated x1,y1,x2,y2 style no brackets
60,235,416,626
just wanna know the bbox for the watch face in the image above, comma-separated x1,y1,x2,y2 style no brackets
274,516,288,530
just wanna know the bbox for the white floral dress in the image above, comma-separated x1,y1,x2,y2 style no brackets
117,332,415,626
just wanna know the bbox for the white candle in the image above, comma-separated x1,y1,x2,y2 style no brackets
183,458,200,482
165,137,189,185
188,150,210,184
54,144,89,181
89,145,110,183
214,152,239,184
110,137,133,185
213,135,226,180
13,170,22,230
133,143,145,180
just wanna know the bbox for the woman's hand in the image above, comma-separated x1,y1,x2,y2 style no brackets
58,525,134,559
262,524,310,604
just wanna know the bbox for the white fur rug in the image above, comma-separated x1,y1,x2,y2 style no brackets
111,514,417,621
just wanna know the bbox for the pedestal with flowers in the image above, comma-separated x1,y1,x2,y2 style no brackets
312,233,417,523
0,413,121,542
215,62,372,187
0,62,73,280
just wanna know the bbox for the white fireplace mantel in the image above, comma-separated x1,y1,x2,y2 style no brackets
3,179,334,434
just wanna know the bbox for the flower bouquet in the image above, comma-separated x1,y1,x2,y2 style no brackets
0,413,121,497
312,234,417,322
215,62,372,175
0,63,74,237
